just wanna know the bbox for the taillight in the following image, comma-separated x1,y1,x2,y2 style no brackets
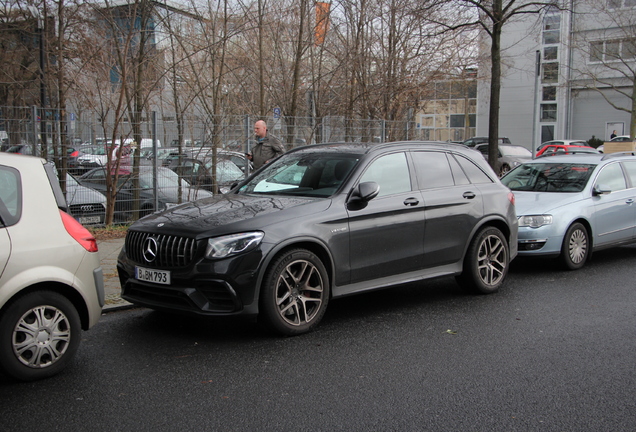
59,210,98,252
508,192,515,206
70,150,79,157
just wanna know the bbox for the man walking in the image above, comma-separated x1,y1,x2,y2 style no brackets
247,120,285,170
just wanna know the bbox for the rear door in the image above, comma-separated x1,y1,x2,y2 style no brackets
412,151,485,268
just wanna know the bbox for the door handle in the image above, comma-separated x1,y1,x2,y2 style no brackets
463,192,476,199
404,197,419,206
626,198,634,205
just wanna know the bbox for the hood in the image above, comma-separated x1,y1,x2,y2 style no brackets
66,182,107,206
131,193,330,238
513,191,585,215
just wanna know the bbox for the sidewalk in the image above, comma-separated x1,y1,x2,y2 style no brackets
97,237,131,311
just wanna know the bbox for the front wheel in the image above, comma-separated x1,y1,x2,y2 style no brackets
456,227,509,294
560,222,589,270
0,291,81,381
259,249,330,336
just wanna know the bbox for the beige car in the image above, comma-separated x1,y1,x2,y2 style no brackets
0,153,104,381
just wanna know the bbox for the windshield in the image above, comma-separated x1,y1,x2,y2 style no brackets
238,153,360,197
501,163,595,193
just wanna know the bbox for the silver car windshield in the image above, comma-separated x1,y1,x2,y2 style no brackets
239,153,360,198
502,163,595,193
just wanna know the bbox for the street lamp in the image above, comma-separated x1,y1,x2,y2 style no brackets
27,6,47,157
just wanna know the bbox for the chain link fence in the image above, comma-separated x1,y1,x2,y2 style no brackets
1,106,428,226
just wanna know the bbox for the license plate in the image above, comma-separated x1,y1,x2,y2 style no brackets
135,266,171,285
79,216,101,224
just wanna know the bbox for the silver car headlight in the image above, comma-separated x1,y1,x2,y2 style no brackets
205,232,264,259
518,215,553,228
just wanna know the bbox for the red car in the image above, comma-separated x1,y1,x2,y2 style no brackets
536,144,600,157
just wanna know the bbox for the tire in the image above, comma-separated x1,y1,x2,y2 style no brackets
560,222,589,270
456,227,509,294
259,249,330,336
0,291,81,381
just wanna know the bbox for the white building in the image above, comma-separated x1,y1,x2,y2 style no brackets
476,0,635,150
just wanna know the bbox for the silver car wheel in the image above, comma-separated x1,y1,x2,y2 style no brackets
568,228,587,264
477,233,507,287
275,258,325,327
12,305,71,369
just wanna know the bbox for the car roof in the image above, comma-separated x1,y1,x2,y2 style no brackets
286,141,477,156
524,153,636,164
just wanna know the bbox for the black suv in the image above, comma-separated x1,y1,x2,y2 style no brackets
117,142,518,335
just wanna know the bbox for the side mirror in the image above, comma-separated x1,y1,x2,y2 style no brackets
592,184,611,196
348,181,380,204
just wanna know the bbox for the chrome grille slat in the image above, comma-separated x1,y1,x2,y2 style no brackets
125,231,198,268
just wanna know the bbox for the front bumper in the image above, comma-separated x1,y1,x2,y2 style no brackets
516,225,563,257
117,247,264,317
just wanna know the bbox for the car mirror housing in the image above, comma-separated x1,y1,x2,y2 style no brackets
348,181,380,205
592,184,611,196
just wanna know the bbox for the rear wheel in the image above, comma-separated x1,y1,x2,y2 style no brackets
456,227,509,294
0,291,81,381
560,222,589,270
259,249,329,336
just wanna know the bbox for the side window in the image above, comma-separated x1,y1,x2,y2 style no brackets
411,151,455,189
622,161,636,187
455,155,494,184
448,154,470,185
360,152,411,197
595,163,626,191
0,165,22,226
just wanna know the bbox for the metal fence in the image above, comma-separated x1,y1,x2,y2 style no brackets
0,106,429,225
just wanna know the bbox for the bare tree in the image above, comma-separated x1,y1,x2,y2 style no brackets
420,0,555,169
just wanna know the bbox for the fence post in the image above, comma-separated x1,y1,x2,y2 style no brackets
244,115,251,176
152,111,158,212
381,120,386,143
31,106,38,156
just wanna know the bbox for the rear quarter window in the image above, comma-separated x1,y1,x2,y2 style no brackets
0,165,22,226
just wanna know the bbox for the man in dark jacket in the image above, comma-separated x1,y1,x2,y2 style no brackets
248,120,285,169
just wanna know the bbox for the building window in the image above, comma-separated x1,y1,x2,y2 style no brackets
543,14,560,44
542,63,559,83
544,46,558,61
541,104,557,122
590,39,636,62
609,0,636,8
449,114,476,128
541,125,555,143
543,86,556,101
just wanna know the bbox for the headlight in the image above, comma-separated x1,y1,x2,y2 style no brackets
205,232,264,259
518,215,553,228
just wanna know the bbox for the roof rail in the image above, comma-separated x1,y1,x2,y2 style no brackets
536,149,599,159
601,151,636,160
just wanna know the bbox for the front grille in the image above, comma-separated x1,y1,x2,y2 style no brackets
125,230,199,268
69,203,104,216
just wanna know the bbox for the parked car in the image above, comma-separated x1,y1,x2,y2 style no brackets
609,135,631,142
117,141,518,336
0,153,103,381
536,140,591,154
462,137,512,147
500,153,636,270
535,144,600,157
475,143,532,176
77,166,213,222
6,144,82,169
166,157,245,193
65,173,107,225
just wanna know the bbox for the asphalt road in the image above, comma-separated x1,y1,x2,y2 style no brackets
2,246,636,431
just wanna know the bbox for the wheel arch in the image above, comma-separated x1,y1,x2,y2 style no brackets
255,238,335,304
0,282,90,330
464,217,512,259
565,217,594,256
